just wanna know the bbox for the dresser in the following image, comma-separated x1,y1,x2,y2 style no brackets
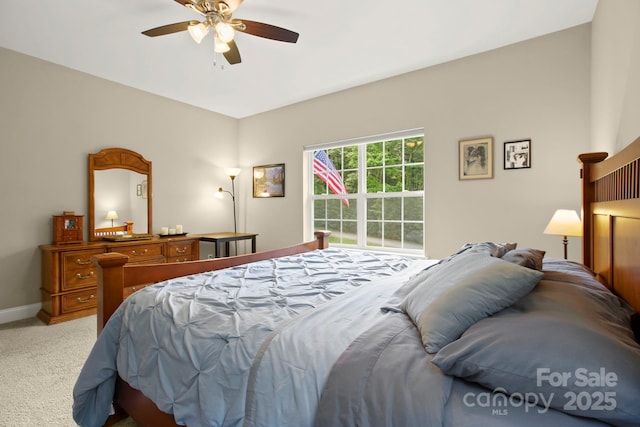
38,235,199,324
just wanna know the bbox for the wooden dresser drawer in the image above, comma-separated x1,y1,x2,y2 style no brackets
40,235,200,324
61,249,104,291
168,240,194,257
115,243,164,262
167,255,193,263
61,288,97,313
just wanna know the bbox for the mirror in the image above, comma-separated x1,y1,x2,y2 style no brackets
88,148,152,241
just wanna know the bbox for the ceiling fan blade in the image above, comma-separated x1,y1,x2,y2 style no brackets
174,0,205,14
223,40,242,65
142,21,198,37
235,19,299,43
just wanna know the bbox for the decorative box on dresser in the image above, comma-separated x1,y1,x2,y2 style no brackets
38,235,199,324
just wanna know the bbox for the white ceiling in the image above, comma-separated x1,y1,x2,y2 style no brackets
0,0,597,119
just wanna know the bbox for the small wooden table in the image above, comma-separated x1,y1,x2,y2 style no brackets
197,232,258,258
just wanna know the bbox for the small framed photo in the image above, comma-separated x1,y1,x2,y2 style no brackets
253,163,285,198
504,139,531,170
459,137,493,180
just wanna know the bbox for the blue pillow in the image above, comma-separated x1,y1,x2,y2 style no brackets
402,251,543,353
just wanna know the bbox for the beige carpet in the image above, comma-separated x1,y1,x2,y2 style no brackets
0,315,138,427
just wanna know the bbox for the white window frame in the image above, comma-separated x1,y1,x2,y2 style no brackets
305,128,425,255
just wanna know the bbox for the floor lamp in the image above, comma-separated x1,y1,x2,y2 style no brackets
543,209,582,259
217,168,241,255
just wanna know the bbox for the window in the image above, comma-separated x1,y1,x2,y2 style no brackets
308,130,424,254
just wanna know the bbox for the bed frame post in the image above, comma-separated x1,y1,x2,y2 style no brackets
313,230,330,249
578,152,608,268
92,253,129,335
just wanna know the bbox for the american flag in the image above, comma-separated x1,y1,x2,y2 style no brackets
313,150,349,207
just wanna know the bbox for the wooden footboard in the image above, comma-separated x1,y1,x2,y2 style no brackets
92,230,331,334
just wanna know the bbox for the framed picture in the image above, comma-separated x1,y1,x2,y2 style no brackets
253,163,285,198
141,180,148,199
459,137,493,180
504,139,531,170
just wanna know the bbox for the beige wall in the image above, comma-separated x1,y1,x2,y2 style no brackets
239,25,591,260
0,48,238,314
6,2,640,320
591,0,640,154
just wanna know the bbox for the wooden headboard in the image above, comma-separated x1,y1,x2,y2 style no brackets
579,136,640,312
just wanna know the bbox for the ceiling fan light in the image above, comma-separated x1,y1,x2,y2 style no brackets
188,22,209,44
215,22,235,43
214,36,231,53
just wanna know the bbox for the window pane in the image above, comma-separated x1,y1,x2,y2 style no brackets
314,220,326,230
385,139,402,165
327,220,341,236
404,165,424,191
367,222,382,247
344,145,358,169
367,198,382,221
343,221,357,244
384,166,402,192
313,175,327,195
314,200,326,219
404,223,423,248
366,168,383,193
343,199,357,220
343,170,358,194
404,197,423,221
367,142,383,167
327,148,343,169
384,223,402,248
327,199,341,220
384,197,401,221
404,137,424,163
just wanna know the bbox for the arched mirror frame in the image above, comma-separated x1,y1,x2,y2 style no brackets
88,148,152,241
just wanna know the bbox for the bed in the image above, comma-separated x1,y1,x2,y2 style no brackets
94,221,135,239
73,139,640,427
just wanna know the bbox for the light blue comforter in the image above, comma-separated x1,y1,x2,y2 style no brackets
72,248,434,427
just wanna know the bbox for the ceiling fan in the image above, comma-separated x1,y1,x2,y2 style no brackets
142,0,299,65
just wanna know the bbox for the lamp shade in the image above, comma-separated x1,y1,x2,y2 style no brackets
543,209,582,237
226,167,241,178
188,22,209,44
105,210,119,220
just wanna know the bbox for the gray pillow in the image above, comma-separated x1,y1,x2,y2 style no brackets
460,241,517,257
431,269,640,426
501,248,545,270
402,251,543,353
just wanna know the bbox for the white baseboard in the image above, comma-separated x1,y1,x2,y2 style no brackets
0,303,41,325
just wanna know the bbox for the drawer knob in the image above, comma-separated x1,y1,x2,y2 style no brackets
76,294,95,303
75,259,92,265
76,271,95,280
131,249,149,256
175,247,187,254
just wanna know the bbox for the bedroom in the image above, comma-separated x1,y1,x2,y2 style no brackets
0,1,638,327
0,0,640,426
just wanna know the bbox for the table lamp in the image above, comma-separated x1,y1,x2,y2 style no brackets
105,210,119,227
543,209,582,259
